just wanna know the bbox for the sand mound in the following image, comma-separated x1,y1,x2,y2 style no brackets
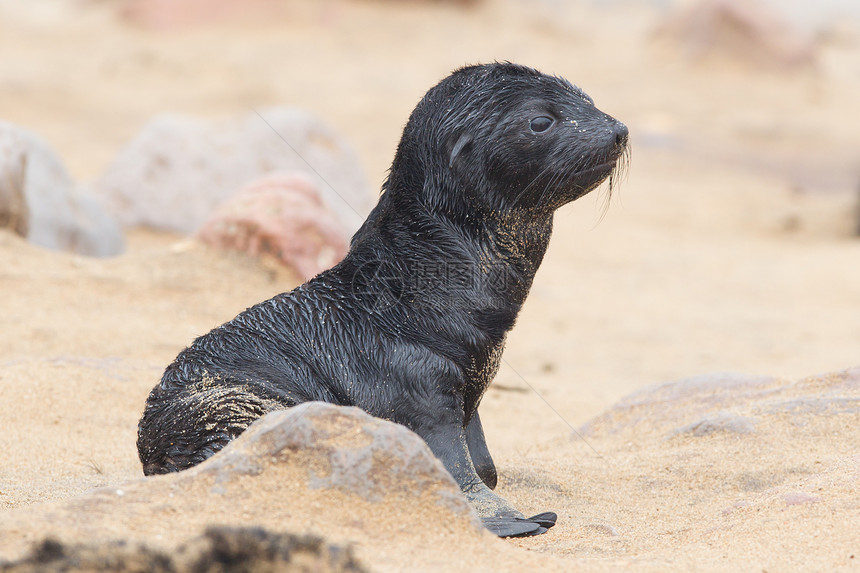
0,402,557,572
488,368,860,570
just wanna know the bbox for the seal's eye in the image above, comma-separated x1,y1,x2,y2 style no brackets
529,116,554,133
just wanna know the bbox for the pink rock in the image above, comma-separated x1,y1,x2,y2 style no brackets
196,172,349,280
119,0,287,30
656,0,817,71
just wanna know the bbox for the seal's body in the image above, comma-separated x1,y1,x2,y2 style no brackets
138,63,628,537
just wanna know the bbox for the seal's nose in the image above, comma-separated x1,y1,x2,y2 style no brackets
613,121,629,150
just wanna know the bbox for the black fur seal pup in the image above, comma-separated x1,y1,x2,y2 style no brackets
137,62,629,538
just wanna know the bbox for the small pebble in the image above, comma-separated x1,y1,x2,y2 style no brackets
583,523,620,536
782,492,819,506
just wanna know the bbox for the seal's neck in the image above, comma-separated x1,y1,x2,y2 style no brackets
353,185,554,316
343,184,554,418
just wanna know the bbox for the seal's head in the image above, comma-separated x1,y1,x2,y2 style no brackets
386,62,628,218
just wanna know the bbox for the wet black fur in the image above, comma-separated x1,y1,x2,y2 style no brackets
137,62,628,537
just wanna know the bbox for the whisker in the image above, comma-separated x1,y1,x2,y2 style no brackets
595,143,631,222
535,168,565,210
510,161,559,210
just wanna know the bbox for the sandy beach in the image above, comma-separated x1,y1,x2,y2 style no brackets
1,1,859,570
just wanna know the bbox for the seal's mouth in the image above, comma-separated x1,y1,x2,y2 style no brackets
569,143,630,206
510,132,630,211
575,159,618,180
573,154,625,190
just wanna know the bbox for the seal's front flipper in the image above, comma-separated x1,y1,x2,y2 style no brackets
465,411,497,489
420,415,557,538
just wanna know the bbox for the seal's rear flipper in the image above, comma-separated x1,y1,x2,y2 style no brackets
482,518,542,537
481,512,557,538
526,511,557,529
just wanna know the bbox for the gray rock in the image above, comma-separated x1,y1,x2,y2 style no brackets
581,367,860,439
766,396,860,416
672,411,757,437
0,121,124,257
204,402,477,516
0,402,483,566
96,109,374,236
579,372,778,437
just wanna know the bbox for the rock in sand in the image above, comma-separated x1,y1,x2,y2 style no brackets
0,403,485,570
196,172,349,280
654,0,817,71
0,121,124,257
96,109,373,236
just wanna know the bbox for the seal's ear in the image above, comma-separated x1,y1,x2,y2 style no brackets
449,133,474,169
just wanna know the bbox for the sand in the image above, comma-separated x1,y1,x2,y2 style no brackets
1,0,859,571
